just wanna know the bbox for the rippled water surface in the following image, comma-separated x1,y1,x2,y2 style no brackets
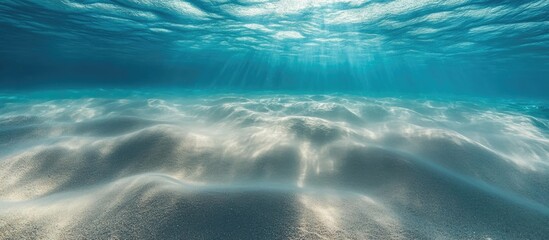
2,0,548,55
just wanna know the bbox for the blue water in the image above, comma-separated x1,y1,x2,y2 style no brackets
1,0,548,96
1,1,549,239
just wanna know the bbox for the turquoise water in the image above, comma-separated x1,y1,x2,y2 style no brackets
1,1,549,239
1,0,548,96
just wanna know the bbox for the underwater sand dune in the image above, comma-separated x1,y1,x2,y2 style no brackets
1,92,548,239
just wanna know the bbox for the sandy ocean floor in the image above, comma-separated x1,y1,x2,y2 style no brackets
1,90,548,239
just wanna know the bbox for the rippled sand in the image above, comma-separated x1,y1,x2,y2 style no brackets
1,91,548,239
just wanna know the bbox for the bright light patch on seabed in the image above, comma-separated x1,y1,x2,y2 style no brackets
0,91,548,239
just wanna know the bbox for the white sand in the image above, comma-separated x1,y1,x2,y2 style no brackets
1,92,548,239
